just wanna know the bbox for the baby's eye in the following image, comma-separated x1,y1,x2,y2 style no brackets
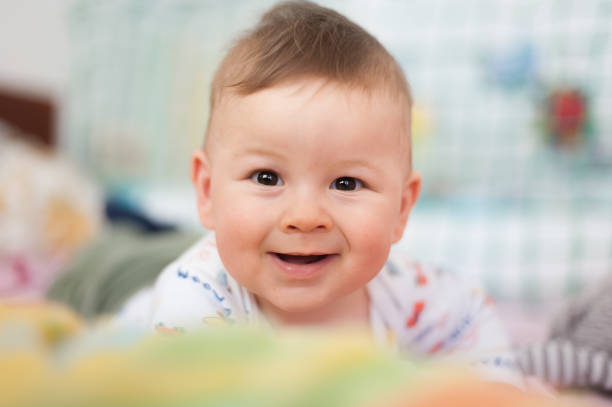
330,177,364,191
250,170,284,186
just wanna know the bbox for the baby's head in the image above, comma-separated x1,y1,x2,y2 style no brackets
192,1,421,325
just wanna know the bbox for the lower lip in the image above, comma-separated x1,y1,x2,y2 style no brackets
269,253,337,279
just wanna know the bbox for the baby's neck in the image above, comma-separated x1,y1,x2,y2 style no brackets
256,288,370,329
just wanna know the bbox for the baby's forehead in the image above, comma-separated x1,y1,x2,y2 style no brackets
206,78,412,171
210,78,406,129
212,79,410,133
215,80,404,128
226,76,405,102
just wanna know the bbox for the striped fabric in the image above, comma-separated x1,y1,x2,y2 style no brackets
516,275,612,392
518,341,612,391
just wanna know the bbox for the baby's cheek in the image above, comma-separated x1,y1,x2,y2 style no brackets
348,212,394,269
213,203,266,286
216,199,271,247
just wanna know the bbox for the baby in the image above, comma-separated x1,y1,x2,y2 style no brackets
123,0,521,385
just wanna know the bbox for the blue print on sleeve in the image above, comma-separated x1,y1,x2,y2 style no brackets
414,325,434,343
213,290,225,302
448,315,473,342
177,268,189,279
216,270,229,287
175,266,228,306
385,261,400,276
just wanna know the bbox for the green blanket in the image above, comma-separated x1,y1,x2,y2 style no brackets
47,225,199,318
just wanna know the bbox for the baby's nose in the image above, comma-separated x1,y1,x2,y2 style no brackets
280,199,333,233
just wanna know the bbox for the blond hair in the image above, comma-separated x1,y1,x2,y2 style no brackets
204,1,412,149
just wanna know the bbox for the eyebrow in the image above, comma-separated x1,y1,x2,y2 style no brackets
334,159,374,168
233,146,287,161
235,147,381,174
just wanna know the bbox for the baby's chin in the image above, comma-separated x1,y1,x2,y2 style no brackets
255,285,370,328
255,292,335,325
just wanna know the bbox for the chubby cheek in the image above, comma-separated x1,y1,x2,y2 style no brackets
339,205,396,282
211,190,275,280
212,184,270,239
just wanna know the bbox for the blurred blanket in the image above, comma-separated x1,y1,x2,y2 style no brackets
0,302,567,407
47,226,199,318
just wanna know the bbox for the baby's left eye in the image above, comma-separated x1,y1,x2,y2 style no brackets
330,177,364,191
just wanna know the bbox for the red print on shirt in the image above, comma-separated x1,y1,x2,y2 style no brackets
414,264,428,286
406,300,425,328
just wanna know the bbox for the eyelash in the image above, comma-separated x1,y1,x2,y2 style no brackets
330,177,364,191
249,170,365,191
250,170,284,186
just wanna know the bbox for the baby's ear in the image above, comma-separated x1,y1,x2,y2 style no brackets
191,150,215,230
392,171,421,243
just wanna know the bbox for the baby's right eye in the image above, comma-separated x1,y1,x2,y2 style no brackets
250,170,284,186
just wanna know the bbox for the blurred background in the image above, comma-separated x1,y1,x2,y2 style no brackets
1,0,611,317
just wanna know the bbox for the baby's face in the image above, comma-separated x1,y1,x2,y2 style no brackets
193,78,420,323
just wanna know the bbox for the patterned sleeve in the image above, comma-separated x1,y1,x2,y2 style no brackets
149,262,237,334
370,252,524,386
114,235,251,334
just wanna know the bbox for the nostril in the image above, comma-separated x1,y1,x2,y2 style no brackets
281,211,333,232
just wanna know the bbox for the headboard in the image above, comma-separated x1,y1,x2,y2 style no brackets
0,86,55,147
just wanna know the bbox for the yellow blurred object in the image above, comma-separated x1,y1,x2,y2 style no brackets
44,196,94,254
0,304,581,407
0,351,49,407
411,103,433,145
202,313,232,328
0,302,83,347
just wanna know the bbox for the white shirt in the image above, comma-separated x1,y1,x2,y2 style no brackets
119,232,524,386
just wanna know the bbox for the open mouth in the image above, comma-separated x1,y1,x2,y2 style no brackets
273,253,330,265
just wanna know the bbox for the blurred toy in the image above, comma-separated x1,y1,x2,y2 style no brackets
0,128,102,300
0,130,101,257
545,88,589,150
0,302,82,348
411,103,433,147
482,42,537,90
